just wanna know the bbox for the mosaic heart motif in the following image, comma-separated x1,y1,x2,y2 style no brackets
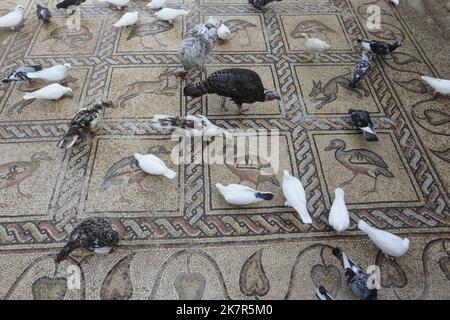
377,252,407,288
175,271,206,300
100,254,134,300
310,264,342,297
239,249,270,298
439,257,450,281
32,276,67,300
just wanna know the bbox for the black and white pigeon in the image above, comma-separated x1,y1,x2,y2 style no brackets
54,217,120,264
248,0,282,9
332,247,378,300
56,0,86,10
1,65,42,84
57,101,113,149
316,286,335,300
348,108,378,142
36,4,52,23
357,38,402,55
351,52,372,87
183,68,281,113
175,17,222,80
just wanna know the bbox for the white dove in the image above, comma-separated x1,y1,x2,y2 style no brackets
358,220,410,257
300,33,331,60
387,0,399,6
328,188,350,232
113,11,139,28
26,64,72,82
23,83,73,100
217,23,232,41
97,0,130,9
215,183,273,205
282,170,312,224
147,0,167,10
421,76,450,96
155,8,189,23
0,5,24,30
134,153,176,179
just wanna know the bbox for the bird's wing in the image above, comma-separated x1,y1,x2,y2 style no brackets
71,108,98,127
208,69,264,101
348,149,389,168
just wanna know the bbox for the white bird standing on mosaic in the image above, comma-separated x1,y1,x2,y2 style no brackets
299,33,331,60
97,0,129,10
26,63,72,83
23,83,73,100
0,5,24,30
217,23,232,41
150,114,232,139
358,220,410,258
328,188,350,232
147,0,167,10
113,11,139,28
134,153,176,179
154,8,189,24
282,170,312,224
421,76,450,96
216,183,274,205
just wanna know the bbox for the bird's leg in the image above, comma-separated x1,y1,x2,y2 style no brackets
243,29,252,46
72,251,95,265
237,103,249,114
220,96,229,111
340,173,358,187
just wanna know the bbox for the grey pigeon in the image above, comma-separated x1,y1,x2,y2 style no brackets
332,247,377,300
175,17,222,80
1,65,42,84
36,4,52,23
248,0,282,9
316,286,335,300
357,38,402,55
57,101,113,149
351,52,372,87
183,68,281,113
348,108,378,142
54,217,119,264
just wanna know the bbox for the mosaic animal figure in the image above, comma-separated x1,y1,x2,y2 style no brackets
291,20,335,42
0,151,53,208
42,25,93,48
224,163,280,189
309,69,370,109
222,19,257,46
127,20,174,47
115,68,178,108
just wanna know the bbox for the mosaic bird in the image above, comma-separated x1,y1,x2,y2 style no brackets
282,170,312,224
147,0,167,10
332,247,378,300
54,217,120,264
150,114,232,139
316,286,335,300
1,65,42,84
175,17,222,80
127,20,173,47
57,101,113,149
328,188,350,232
0,151,53,207
134,153,176,179
291,20,335,42
183,68,281,113
222,19,257,46
357,38,402,55
56,0,86,10
155,8,189,24
421,76,450,96
23,83,72,101
248,0,282,9
36,4,52,23
114,11,139,28
348,109,378,142
351,52,372,88
224,163,280,189
215,183,274,205
358,220,410,258
0,5,24,30
26,64,72,83
324,139,393,194
97,0,129,10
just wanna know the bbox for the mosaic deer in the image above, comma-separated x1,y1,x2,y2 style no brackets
115,68,178,108
309,69,370,109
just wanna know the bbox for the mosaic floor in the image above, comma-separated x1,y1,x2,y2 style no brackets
0,0,449,300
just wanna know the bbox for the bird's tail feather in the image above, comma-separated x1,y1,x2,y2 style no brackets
150,115,192,131
293,204,312,224
23,93,34,100
357,219,370,233
255,192,274,201
183,81,209,98
363,130,379,142
54,243,77,264
164,169,177,179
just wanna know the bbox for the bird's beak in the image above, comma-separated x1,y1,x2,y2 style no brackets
324,145,333,151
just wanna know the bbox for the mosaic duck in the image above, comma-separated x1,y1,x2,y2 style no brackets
0,151,53,207
324,139,393,194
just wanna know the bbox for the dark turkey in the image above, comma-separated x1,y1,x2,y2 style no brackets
248,0,282,9
183,68,281,113
55,217,120,264
357,38,402,55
